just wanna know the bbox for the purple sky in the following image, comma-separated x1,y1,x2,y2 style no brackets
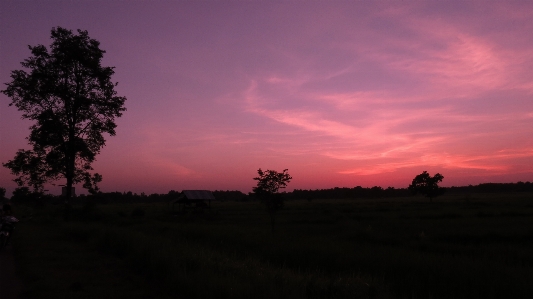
1,1,533,196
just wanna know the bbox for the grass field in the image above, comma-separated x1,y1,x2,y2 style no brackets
11,193,533,298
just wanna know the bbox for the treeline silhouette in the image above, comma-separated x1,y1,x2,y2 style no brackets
6,181,533,204
447,182,533,193
288,186,409,200
286,182,533,200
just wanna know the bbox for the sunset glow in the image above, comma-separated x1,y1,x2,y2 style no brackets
1,1,532,195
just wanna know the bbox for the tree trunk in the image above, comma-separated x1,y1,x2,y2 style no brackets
64,176,73,221
64,143,75,221
270,212,275,233
63,115,78,220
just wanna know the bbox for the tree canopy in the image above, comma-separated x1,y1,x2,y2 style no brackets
1,27,126,202
408,171,444,201
253,168,292,195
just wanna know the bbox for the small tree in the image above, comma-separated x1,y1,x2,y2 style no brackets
1,27,126,217
253,168,292,232
408,171,445,202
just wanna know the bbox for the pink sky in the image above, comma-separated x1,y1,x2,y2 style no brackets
1,1,533,196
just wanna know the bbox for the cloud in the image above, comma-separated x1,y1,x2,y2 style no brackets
339,149,533,176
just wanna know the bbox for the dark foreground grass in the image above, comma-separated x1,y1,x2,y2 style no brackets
11,193,533,298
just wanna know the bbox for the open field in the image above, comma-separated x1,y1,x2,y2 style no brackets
10,193,533,299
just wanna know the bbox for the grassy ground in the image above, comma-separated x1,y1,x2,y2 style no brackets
11,193,533,298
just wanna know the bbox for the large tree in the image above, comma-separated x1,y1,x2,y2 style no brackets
253,168,292,232
2,27,126,207
408,171,445,202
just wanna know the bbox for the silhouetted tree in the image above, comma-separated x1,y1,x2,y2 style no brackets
0,187,6,200
83,173,102,195
253,168,292,232
408,171,444,202
2,149,48,193
10,187,42,203
1,27,126,217
166,190,180,207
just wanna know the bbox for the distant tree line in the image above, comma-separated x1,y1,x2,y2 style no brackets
212,190,249,201
447,182,533,194
286,182,533,200
2,181,532,204
286,186,410,200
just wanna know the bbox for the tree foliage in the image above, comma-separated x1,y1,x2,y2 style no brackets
1,27,126,202
3,149,49,192
408,171,445,201
253,168,292,195
253,168,292,232
83,172,103,195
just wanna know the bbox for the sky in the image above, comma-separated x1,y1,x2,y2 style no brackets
1,1,533,196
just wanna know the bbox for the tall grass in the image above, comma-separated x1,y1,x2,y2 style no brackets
12,193,533,298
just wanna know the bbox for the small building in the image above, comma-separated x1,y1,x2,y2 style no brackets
174,190,216,211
